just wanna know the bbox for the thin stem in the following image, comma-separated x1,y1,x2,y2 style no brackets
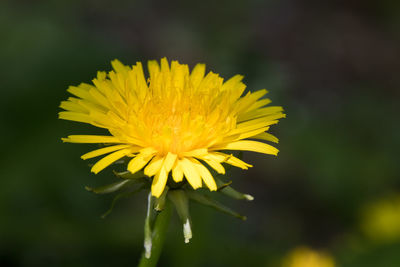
138,200,172,267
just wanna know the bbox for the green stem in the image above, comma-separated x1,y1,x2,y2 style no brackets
138,200,172,267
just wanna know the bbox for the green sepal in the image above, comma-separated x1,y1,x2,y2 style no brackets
215,177,254,201
113,170,147,180
216,180,232,190
168,190,192,243
101,185,146,218
186,190,247,220
154,186,169,211
144,192,157,258
85,179,137,194
138,200,173,266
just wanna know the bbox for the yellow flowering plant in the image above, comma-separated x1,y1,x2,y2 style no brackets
282,247,335,267
59,58,285,266
361,195,400,243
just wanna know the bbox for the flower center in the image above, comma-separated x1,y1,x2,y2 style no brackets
128,77,236,156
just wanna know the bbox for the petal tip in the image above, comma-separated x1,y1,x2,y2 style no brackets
209,186,218,192
244,194,254,201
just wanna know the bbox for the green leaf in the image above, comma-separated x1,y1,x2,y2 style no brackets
186,190,247,220
101,185,145,218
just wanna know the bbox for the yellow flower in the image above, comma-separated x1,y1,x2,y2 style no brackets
361,195,400,242
59,58,285,197
282,247,335,267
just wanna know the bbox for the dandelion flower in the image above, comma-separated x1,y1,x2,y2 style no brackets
361,195,400,242
59,58,285,197
282,247,335,267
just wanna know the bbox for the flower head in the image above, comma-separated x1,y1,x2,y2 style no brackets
59,58,285,197
282,247,335,267
361,195,400,242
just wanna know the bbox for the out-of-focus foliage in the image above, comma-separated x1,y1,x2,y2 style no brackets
1,0,399,266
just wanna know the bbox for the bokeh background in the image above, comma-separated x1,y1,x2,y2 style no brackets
1,0,399,266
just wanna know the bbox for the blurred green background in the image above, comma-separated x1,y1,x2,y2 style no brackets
1,0,399,266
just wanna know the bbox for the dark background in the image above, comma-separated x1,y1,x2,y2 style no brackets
1,0,399,266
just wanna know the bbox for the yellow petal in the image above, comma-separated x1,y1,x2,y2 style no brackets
163,152,177,172
181,148,208,157
111,59,130,75
235,89,268,113
127,152,155,174
131,62,148,100
215,140,279,155
246,98,272,112
148,60,160,80
225,154,253,169
58,111,92,124
160,57,170,73
180,158,202,189
171,61,187,90
97,71,107,80
144,156,165,177
221,74,244,92
247,88,268,100
151,166,168,198
195,153,226,174
77,99,108,113
67,85,95,101
59,101,87,113
252,132,279,143
202,152,226,162
238,106,285,122
204,159,225,174
89,88,111,109
191,159,217,191
91,148,132,174
62,135,121,143
81,145,132,160
190,63,206,89
172,161,184,182
229,118,279,136
232,126,270,141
